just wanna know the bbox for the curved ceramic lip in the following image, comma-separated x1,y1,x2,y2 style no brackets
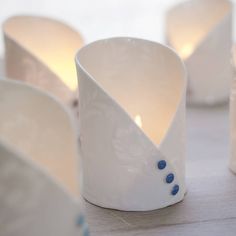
75,37,187,149
3,14,84,45
0,78,79,201
0,78,77,130
3,15,84,90
166,0,233,62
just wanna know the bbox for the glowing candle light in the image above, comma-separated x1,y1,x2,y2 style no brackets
166,0,233,105
179,43,194,60
135,115,142,128
3,15,83,105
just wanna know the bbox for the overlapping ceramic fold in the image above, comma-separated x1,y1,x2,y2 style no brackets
76,37,187,211
0,80,88,236
166,0,233,105
3,15,83,105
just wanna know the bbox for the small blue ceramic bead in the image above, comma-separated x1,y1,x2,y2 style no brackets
83,227,90,236
166,173,174,183
76,214,85,226
157,160,166,170
171,184,179,195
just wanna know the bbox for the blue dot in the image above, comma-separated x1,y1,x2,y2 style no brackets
76,214,85,226
157,160,166,170
166,173,174,183
83,227,90,236
171,185,179,195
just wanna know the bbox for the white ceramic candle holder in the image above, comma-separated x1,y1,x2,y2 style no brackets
75,37,187,211
0,79,89,236
3,15,84,106
166,0,233,105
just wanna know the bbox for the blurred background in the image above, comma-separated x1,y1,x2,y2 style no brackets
1,0,235,57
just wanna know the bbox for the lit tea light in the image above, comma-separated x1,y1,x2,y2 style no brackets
166,0,233,105
179,43,194,60
3,15,84,105
134,115,142,128
76,37,187,211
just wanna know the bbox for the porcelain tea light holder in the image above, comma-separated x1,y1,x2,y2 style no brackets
3,15,84,106
0,79,89,236
76,37,187,211
166,0,233,105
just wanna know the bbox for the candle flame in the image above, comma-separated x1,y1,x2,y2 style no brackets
180,44,194,60
135,115,142,128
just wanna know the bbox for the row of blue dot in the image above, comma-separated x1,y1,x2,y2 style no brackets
157,160,179,196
